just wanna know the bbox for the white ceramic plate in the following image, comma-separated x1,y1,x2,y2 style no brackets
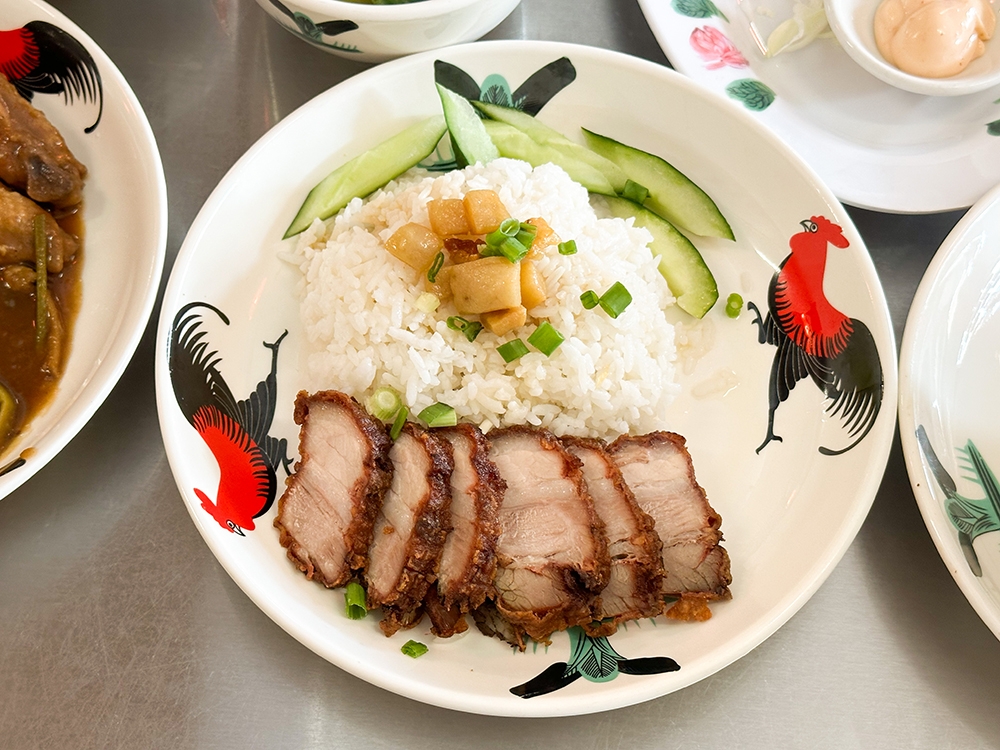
638,0,1000,213
0,0,167,497
899,182,1000,641
155,40,897,716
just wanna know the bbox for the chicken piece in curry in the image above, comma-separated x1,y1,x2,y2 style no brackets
0,73,85,458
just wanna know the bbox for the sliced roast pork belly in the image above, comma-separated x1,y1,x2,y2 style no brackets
561,436,664,635
274,391,393,589
608,432,731,613
366,422,454,637
425,424,505,638
485,426,610,649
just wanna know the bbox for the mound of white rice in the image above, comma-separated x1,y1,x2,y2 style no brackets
287,158,679,438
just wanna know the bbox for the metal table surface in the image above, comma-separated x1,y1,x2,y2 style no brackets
1,0,998,747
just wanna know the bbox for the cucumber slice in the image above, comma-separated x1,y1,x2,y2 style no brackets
482,120,616,195
473,101,627,194
436,84,498,168
284,115,447,238
603,194,719,318
583,128,734,241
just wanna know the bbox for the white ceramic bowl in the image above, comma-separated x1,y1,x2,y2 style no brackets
826,0,1000,96
255,0,522,63
0,0,167,499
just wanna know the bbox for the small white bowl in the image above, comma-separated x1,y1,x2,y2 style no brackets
256,0,522,63
826,0,1000,96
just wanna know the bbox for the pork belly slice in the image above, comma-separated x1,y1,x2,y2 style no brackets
274,391,392,589
366,422,454,637
608,432,731,606
561,436,664,634
434,425,504,610
485,426,610,648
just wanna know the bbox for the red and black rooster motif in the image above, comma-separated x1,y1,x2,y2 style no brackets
747,216,883,456
0,20,103,133
169,302,291,535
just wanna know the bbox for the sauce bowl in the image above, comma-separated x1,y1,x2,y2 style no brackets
826,0,1000,96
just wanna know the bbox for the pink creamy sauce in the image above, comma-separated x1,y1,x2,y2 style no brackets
874,0,996,77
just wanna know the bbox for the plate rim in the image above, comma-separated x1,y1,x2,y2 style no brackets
898,181,1000,641
154,37,898,716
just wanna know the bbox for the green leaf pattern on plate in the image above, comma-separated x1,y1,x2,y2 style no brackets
725,79,776,111
672,0,729,22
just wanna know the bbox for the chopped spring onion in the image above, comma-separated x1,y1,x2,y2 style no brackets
580,290,599,309
497,338,529,363
621,179,649,204
486,217,520,246
401,640,428,658
481,235,528,263
0,384,16,440
726,292,744,318
599,282,632,319
515,221,537,249
415,292,440,313
558,240,577,256
427,251,445,282
366,386,403,421
527,321,564,356
418,402,457,427
33,215,47,346
345,581,367,620
389,405,409,440
446,316,484,342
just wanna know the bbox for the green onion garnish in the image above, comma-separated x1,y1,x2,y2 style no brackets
725,292,744,319
33,214,47,346
621,179,650,204
527,321,564,356
366,386,403,421
418,402,457,428
558,240,577,256
580,290,599,309
482,236,528,263
401,640,428,658
497,338,529,363
345,581,367,620
446,316,484,342
598,282,632,319
515,221,537,249
427,251,445,283
389,405,408,440
485,217,520,247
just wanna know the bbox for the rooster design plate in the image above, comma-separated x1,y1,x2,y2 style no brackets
155,40,896,717
900,182,1000,641
0,0,166,500
638,0,1000,213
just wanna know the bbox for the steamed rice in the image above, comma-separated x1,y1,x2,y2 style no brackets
286,158,679,438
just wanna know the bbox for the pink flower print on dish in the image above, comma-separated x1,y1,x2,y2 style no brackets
690,26,748,70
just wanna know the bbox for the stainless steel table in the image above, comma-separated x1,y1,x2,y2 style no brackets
1,1,998,747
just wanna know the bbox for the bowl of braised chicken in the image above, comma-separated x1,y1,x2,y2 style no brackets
0,0,166,500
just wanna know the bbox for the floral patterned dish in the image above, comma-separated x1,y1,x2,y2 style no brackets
899,181,1000,641
155,40,896,716
638,0,1000,213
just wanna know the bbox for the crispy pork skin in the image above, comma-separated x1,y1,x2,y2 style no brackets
608,432,731,603
485,426,610,648
366,422,454,636
275,391,392,589
561,436,664,633
0,75,86,209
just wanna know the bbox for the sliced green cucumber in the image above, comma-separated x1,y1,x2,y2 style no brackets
473,101,627,194
583,128,734,241
604,194,718,318
436,84,498,168
284,115,447,238
482,119,616,195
